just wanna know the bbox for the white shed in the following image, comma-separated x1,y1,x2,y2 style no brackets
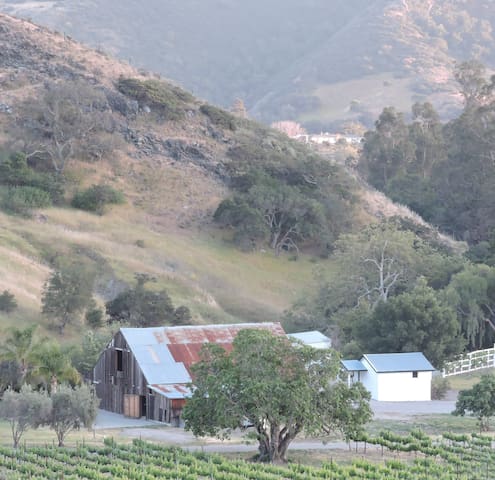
342,352,435,401
287,331,332,349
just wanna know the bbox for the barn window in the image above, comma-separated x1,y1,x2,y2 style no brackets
116,350,123,372
412,371,418,378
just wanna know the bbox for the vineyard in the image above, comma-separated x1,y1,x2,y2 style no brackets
0,432,495,479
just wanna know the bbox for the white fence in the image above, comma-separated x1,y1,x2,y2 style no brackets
442,345,495,377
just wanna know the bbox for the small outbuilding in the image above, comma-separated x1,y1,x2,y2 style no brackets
342,352,435,401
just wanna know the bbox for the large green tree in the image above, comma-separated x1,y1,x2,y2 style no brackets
360,107,415,190
183,329,371,463
353,279,464,367
443,264,495,349
105,274,178,327
41,263,95,334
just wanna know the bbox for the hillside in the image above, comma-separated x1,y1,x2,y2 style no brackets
1,0,494,128
0,12,469,350
0,13,355,338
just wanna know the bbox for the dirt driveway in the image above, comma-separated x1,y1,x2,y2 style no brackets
95,396,458,453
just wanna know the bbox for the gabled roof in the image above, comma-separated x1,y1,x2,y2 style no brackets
341,359,367,372
120,323,286,397
287,331,331,348
361,352,435,373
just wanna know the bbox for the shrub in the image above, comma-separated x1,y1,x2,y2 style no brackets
173,305,192,325
85,306,105,329
0,186,51,216
0,290,17,313
117,77,192,121
200,104,237,131
431,375,450,400
72,184,125,214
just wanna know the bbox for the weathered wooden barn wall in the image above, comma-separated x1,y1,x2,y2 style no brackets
93,331,148,416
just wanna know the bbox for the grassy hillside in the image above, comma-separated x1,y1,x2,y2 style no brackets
0,13,338,339
1,0,494,127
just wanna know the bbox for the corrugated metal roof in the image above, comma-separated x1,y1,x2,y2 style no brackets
120,323,285,394
341,359,367,371
287,331,331,347
149,384,192,399
362,352,435,373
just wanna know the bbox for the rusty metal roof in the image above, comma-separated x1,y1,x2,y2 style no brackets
149,384,192,399
120,323,285,399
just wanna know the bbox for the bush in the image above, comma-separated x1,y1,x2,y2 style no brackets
85,306,105,329
200,104,237,131
0,186,52,216
117,77,192,121
72,184,125,214
431,375,450,400
0,290,17,313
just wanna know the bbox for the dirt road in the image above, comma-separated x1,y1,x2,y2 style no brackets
94,397,458,453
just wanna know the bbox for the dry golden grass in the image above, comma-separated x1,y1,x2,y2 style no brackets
0,199,321,339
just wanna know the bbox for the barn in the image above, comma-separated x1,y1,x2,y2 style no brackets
93,322,286,425
342,352,435,401
287,330,332,349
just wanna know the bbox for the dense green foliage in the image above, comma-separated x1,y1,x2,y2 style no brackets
215,128,355,253
359,61,495,246
353,280,463,367
183,329,371,463
286,221,473,364
41,264,96,334
1,434,495,479
105,274,190,327
200,104,237,130
0,151,63,215
117,77,194,121
71,184,125,214
454,375,495,431
0,290,17,313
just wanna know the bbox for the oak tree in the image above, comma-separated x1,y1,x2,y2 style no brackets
183,329,371,463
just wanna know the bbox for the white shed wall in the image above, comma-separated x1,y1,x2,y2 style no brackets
359,357,378,399
375,371,432,401
359,357,432,401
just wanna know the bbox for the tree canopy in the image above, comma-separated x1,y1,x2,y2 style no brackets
354,279,464,367
453,375,495,431
183,329,371,463
359,62,495,245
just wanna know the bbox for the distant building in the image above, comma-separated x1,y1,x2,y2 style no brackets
93,323,286,425
342,352,435,401
287,330,332,349
293,133,362,146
